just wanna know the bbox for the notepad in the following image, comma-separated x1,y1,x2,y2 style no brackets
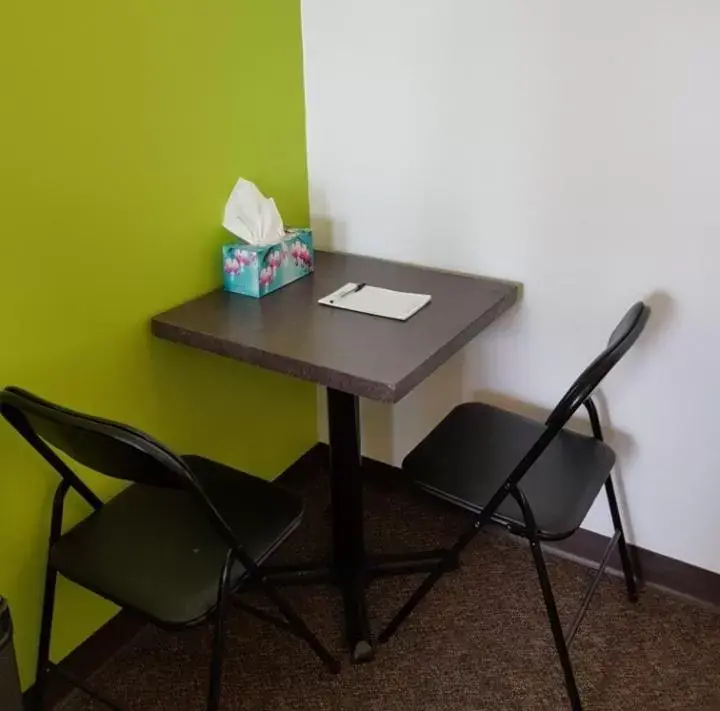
318,283,431,321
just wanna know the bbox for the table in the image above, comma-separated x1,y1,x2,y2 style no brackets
151,251,519,662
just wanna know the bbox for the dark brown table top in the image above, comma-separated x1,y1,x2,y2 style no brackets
151,251,519,403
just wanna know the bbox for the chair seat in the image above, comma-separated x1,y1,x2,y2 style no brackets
403,403,616,540
50,455,303,627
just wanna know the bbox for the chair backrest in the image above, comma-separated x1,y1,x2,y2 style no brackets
474,302,652,527
545,302,651,431
0,386,254,561
0,387,193,492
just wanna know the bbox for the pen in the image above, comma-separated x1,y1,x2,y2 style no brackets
329,282,366,304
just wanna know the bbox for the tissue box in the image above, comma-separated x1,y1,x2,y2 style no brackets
222,228,314,298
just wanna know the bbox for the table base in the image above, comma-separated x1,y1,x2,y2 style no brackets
263,550,459,662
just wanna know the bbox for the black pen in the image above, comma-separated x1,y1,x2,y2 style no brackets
329,282,366,304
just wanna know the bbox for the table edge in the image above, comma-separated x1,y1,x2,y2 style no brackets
391,283,520,401
150,279,520,403
150,318,398,401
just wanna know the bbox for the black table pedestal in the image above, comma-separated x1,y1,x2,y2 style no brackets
327,387,372,661
264,388,458,663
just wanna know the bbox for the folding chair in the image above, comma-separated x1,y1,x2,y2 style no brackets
378,302,650,711
0,387,339,711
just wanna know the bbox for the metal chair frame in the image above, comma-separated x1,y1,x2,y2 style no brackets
1,387,339,711
379,303,650,711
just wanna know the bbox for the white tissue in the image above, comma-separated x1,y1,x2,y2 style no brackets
222,178,285,246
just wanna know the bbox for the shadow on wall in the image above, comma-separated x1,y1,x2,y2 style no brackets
317,351,467,467
467,390,637,455
468,289,677,543
310,215,346,252
468,289,676,441
384,350,466,464
632,290,677,357
595,290,676,543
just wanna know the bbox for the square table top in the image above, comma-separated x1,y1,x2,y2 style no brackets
151,251,519,403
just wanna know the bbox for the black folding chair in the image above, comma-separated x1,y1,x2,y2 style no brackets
0,387,339,711
378,302,650,711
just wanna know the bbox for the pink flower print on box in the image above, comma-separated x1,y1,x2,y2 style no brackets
265,250,280,278
291,241,303,264
224,257,240,276
291,239,313,269
259,266,274,288
300,244,312,268
237,250,255,268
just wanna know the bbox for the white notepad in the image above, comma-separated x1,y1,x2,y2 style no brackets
318,283,431,321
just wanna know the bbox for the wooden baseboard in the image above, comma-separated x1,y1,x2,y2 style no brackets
29,443,720,709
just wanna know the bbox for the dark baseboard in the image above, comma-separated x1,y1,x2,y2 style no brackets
274,441,330,486
22,609,147,710
303,443,720,611
29,443,720,709
548,528,720,610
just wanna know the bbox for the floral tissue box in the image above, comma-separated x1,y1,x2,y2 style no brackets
222,228,314,298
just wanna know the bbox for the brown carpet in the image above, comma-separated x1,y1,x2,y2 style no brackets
61,458,720,711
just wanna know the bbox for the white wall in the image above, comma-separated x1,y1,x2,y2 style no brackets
302,0,720,573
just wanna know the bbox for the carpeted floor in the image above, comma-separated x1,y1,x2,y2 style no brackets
61,457,720,711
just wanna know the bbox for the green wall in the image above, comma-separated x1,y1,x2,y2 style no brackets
0,0,315,689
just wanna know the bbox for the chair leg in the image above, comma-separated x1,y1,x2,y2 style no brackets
529,538,583,711
206,606,226,711
207,556,233,711
33,564,58,711
604,478,638,603
260,581,340,673
378,519,483,643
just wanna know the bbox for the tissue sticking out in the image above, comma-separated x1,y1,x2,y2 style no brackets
223,178,285,246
